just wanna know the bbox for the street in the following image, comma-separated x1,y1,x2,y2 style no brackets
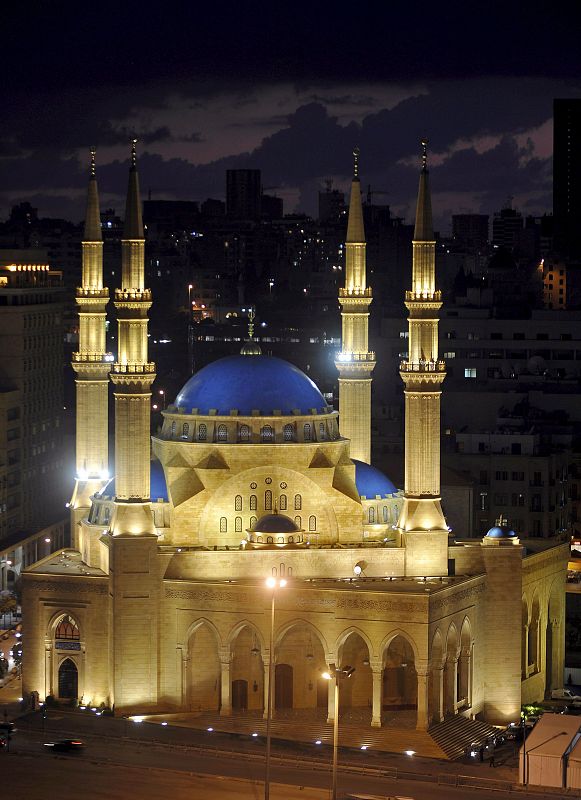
0,718,572,800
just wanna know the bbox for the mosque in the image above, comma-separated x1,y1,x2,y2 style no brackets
22,141,567,746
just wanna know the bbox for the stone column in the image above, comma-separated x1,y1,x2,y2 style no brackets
219,649,232,717
459,649,471,707
177,646,188,709
416,665,430,731
326,670,336,723
371,664,383,727
262,656,270,720
435,664,445,722
522,624,529,679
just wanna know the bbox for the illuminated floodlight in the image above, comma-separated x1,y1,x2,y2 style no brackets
45,538,51,543
321,671,332,681
161,722,168,726
18,697,23,702
96,712,102,716
207,727,213,732
315,739,322,745
361,745,368,750
91,707,97,712
252,732,258,737
405,750,416,756
132,716,144,723
353,564,362,576
79,705,86,710
266,577,276,588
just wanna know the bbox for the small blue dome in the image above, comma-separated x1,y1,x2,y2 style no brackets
353,459,398,499
97,460,168,502
175,355,328,416
486,524,517,539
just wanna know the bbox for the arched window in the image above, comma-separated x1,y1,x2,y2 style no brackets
171,420,176,438
250,495,257,511
309,515,316,531
294,494,302,510
220,517,227,533
265,490,272,510
283,423,294,442
294,516,302,528
288,536,294,543
368,507,375,523
267,537,273,544
383,505,389,523
235,495,242,512
250,516,257,529
198,423,207,442
277,536,284,544
181,423,189,439
319,422,326,440
261,425,274,442
304,423,312,442
240,424,251,442
235,517,242,532
217,424,228,442
279,494,287,511
55,615,80,641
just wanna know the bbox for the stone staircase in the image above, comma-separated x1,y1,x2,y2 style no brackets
429,714,500,760
146,709,449,759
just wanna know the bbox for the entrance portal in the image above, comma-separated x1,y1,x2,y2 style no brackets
275,663,293,709
58,658,78,699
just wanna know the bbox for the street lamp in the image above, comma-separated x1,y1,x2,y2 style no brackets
322,664,355,800
521,711,528,785
264,576,286,800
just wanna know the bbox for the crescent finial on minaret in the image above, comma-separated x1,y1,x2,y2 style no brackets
90,147,96,177
353,146,360,179
421,138,429,173
131,138,138,167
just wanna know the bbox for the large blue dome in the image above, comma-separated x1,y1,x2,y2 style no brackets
175,355,328,416
353,459,398,499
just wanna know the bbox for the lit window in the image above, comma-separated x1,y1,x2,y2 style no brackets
464,368,477,379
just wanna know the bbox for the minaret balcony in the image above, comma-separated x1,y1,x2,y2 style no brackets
76,287,109,298
336,351,375,363
400,359,446,373
115,288,152,302
339,287,372,298
112,362,156,375
72,352,115,363
405,290,442,302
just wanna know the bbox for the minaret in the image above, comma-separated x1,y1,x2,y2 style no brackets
397,141,448,575
110,140,156,528
109,142,159,713
70,149,112,534
335,147,375,463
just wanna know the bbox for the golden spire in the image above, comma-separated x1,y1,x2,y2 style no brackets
84,148,102,242
346,148,365,244
414,138,434,241
123,139,144,239
421,138,428,173
240,306,262,355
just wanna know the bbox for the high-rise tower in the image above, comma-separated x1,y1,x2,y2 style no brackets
110,140,156,527
336,148,375,463
397,142,448,576
70,150,112,530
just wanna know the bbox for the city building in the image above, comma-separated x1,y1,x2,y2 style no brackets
554,98,581,258
23,145,567,755
0,255,67,532
226,169,262,220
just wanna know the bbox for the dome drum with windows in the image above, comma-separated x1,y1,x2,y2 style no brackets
161,354,339,445
245,509,305,548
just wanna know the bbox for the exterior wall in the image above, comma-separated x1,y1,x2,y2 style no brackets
21,572,110,705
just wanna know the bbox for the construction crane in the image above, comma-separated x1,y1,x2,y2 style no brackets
366,185,390,204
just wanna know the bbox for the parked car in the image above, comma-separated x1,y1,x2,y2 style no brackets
44,739,84,752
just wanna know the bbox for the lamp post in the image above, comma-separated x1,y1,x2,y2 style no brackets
322,664,355,800
264,576,286,800
521,711,528,785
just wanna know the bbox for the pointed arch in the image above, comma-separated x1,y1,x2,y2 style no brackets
227,619,267,650
274,618,329,656
335,626,375,661
184,617,223,649
379,628,421,665
431,628,444,668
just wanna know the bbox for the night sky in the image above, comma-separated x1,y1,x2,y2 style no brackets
3,2,581,230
